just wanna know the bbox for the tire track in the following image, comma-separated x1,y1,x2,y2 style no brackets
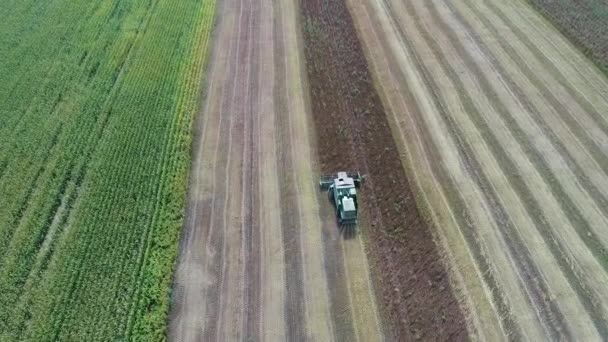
199,0,245,340
242,0,261,337
273,1,307,338
216,0,255,340
281,0,336,338
257,0,287,339
319,209,357,341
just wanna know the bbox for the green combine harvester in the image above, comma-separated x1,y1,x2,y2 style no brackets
319,171,364,225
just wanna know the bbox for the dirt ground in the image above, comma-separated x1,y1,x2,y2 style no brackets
168,0,381,340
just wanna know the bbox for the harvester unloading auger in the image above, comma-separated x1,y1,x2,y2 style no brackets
319,171,364,225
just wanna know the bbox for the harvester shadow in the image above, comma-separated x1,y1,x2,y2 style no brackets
339,224,357,240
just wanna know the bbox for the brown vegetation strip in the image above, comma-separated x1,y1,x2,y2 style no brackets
243,0,262,336
438,1,608,335
202,0,246,339
273,1,306,339
394,0,573,337
299,0,467,339
526,0,608,75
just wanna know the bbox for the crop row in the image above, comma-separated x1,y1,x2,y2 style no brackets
0,0,216,340
527,0,608,75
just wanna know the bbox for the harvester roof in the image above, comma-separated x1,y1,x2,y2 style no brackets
342,197,356,212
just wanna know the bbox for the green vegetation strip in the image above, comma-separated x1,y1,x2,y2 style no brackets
0,0,216,340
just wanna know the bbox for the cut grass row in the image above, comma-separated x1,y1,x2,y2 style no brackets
364,0,608,337
0,0,216,340
526,0,608,76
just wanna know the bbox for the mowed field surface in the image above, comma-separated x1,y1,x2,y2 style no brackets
348,0,608,339
0,0,215,340
528,0,608,74
168,0,382,341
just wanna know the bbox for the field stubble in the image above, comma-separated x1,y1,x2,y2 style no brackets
300,0,468,339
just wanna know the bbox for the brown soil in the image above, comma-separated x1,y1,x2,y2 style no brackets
300,0,468,340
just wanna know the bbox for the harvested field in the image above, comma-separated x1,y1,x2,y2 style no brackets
348,0,608,339
301,0,467,339
168,0,381,340
528,0,608,74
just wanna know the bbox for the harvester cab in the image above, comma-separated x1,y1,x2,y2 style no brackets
319,171,364,225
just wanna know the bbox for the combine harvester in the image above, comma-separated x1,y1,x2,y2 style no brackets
319,171,364,226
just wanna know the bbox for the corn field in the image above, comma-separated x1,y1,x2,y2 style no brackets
0,0,215,340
